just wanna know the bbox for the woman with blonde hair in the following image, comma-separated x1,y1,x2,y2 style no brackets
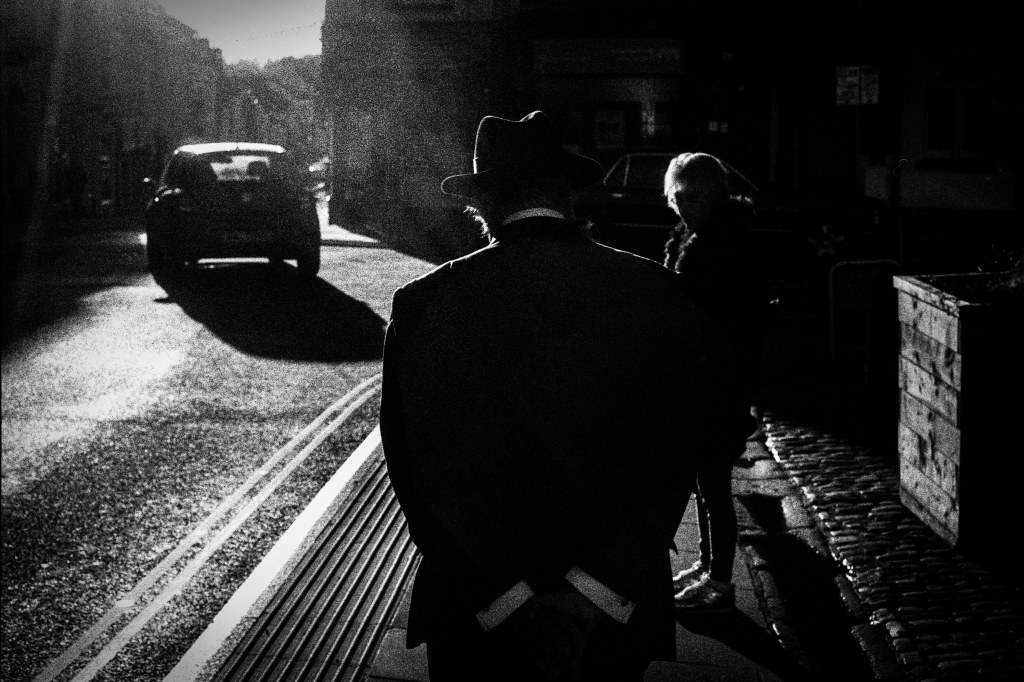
663,152,768,610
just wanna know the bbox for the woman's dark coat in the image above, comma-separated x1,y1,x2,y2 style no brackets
664,199,771,395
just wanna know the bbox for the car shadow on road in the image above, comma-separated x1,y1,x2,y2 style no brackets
157,262,386,361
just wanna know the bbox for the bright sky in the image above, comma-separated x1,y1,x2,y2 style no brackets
154,0,324,64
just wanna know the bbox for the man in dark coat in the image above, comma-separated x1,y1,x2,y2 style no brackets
379,111,752,681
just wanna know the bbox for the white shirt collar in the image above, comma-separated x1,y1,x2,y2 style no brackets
501,208,566,226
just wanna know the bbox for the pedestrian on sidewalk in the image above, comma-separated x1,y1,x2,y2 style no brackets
662,152,771,611
380,112,752,681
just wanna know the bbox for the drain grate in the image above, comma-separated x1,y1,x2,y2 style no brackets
213,457,419,682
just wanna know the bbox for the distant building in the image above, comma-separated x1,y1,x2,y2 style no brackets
1,0,223,234
322,0,522,262
322,0,1019,268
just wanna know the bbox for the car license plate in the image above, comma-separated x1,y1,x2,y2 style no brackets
222,230,272,244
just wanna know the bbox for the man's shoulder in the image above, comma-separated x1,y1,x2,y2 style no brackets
395,261,449,295
392,245,495,305
394,238,687,304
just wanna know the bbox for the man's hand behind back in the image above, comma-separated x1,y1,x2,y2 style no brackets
500,588,607,680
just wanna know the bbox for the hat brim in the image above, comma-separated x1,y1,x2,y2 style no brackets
441,152,605,198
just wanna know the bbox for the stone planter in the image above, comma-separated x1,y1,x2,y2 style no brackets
893,271,1023,549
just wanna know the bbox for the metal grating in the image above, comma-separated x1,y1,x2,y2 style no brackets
213,457,419,682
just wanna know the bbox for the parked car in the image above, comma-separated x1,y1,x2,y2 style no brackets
143,142,321,279
574,151,761,261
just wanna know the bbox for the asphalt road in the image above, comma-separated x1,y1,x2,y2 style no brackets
1,224,435,682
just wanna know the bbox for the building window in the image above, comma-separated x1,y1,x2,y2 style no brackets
925,89,956,150
923,54,991,157
593,103,641,150
594,108,626,149
654,102,677,141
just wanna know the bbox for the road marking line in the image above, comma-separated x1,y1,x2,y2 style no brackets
69,398,380,682
32,374,382,682
163,426,383,682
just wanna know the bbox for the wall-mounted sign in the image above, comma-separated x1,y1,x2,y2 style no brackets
534,40,685,75
837,65,879,105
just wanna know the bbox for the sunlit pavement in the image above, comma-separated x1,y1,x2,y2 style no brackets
3,214,377,249
321,224,379,247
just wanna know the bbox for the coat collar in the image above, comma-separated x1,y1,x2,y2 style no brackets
501,208,566,225
489,214,584,243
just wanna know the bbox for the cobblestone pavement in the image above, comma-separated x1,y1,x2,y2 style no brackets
739,301,1024,681
762,414,1024,681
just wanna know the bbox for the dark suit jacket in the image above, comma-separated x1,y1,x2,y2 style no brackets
379,217,750,659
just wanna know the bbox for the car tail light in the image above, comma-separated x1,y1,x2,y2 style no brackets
171,188,196,213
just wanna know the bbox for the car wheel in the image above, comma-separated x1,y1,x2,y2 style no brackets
148,235,187,272
296,244,321,278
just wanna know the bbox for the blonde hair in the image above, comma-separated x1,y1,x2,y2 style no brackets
663,152,730,212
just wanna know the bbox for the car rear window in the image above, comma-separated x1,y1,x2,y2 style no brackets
627,155,673,190
204,152,283,182
165,150,308,191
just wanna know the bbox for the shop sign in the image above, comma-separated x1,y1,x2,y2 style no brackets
534,39,685,75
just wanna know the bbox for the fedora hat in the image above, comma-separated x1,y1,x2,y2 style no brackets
441,111,604,197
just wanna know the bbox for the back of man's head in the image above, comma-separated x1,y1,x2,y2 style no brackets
443,111,602,233
468,169,575,236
